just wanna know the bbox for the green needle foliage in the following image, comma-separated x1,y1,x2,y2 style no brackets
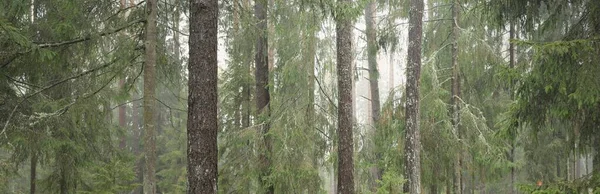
1,0,599,193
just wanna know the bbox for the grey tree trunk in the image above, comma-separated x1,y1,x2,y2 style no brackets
254,0,273,193
143,0,157,192
403,0,424,193
187,0,219,193
336,0,355,193
365,0,382,190
451,1,462,194
508,19,516,194
132,93,143,194
119,79,127,149
242,0,251,130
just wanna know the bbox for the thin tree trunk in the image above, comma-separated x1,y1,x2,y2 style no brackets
132,93,143,194
508,19,516,194
431,164,438,194
593,134,600,181
446,170,452,194
188,0,219,193
241,0,251,131
30,152,37,194
365,0,382,190
254,0,273,193
336,0,355,193
451,1,462,194
403,0,424,193
119,79,127,149
304,18,318,194
118,0,128,151
142,0,157,192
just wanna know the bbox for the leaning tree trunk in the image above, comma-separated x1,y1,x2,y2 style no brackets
451,0,462,193
254,0,273,193
336,0,355,193
142,0,157,192
403,0,424,193
187,0,219,193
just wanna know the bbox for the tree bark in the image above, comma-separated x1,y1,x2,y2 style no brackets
132,93,143,194
336,0,355,192
451,1,462,194
119,0,129,151
187,0,219,193
30,152,37,194
143,0,157,192
403,0,424,193
119,79,127,149
254,0,273,193
365,0,382,190
508,19,516,194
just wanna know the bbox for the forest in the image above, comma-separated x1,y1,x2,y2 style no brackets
1,0,599,193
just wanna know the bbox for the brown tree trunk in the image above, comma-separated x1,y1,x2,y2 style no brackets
254,0,273,193
143,0,157,192
451,1,462,194
30,152,37,194
403,0,424,193
336,0,355,192
188,0,219,193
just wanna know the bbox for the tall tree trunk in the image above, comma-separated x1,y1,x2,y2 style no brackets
132,93,143,194
446,169,452,194
143,0,157,192
119,79,127,149
431,164,438,194
451,1,462,194
30,152,37,194
336,0,355,192
188,0,219,193
365,0,382,190
254,0,272,193
118,0,128,151
241,0,251,131
508,19,516,194
403,0,424,193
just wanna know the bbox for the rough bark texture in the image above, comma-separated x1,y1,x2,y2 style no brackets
30,153,36,194
254,0,273,193
451,0,462,193
403,0,424,193
143,0,157,192
336,0,355,192
188,0,219,193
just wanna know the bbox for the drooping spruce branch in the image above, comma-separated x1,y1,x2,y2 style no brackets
35,18,145,48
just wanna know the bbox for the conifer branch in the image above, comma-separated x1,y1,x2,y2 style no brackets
35,18,145,48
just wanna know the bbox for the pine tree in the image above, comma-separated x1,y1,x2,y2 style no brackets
403,0,424,193
143,0,158,192
336,0,355,192
187,0,219,192
450,0,462,193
